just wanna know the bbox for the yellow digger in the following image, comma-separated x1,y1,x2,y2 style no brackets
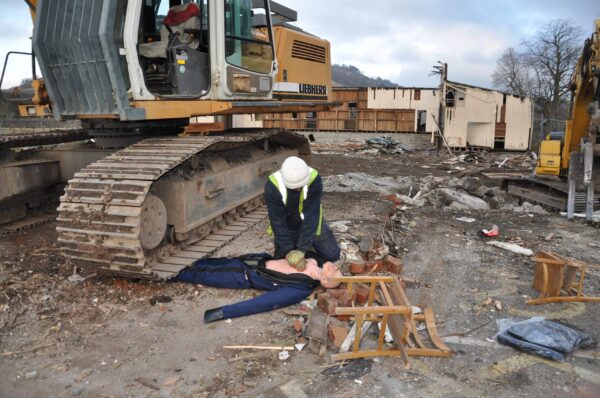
1,0,335,279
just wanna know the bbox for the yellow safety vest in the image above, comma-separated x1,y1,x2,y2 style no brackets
266,168,323,236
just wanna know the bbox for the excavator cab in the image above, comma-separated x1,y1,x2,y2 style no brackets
31,0,278,121
139,1,210,96
134,0,276,99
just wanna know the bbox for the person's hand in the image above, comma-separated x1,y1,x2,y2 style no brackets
286,250,306,271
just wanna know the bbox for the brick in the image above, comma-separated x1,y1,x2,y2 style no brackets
293,318,304,333
365,260,384,273
349,261,366,275
328,319,350,348
326,288,353,307
384,255,404,274
353,284,371,306
317,293,337,315
381,194,403,206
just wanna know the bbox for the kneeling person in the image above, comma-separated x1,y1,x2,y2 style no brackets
265,156,341,271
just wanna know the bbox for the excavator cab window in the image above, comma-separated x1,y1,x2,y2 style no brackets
224,0,274,74
138,0,210,97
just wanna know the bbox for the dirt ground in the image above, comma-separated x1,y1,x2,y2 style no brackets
1,134,599,398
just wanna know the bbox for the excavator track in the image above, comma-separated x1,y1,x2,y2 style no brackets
0,213,57,237
0,129,88,149
56,130,305,280
151,207,269,280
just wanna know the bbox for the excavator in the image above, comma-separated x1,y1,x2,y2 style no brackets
0,0,334,279
504,19,600,219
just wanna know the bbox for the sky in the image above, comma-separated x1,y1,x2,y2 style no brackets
0,0,598,89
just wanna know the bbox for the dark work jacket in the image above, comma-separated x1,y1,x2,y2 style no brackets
264,174,324,256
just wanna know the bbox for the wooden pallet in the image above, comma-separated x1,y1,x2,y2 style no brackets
328,276,451,367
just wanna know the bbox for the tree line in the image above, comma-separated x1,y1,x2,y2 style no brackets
492,19,584,127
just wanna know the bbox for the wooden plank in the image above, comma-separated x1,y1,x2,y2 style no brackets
329,276,395,284
353,315,364,353
379,282,394,307
406,348,452,357
332,350,402,362
527,296,600,304
335,306,411,316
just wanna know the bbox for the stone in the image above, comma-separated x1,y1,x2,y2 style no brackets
322,173,402,195
438,188,490,210
508,201,548,215
358,236,375,253
24,371,37,380
383,255,403,274
460,177,489,198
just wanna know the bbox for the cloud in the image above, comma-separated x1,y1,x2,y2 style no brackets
277,0,597,87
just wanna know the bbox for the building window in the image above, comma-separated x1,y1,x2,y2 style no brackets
414,89,421,101
445,89,455,108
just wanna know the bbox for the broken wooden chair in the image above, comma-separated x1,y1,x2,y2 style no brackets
328,276,451,367
528,251,600,305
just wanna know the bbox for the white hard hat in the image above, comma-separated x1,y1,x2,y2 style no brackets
281,156,310,189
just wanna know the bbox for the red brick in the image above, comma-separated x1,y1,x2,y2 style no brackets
381,194,403,206
317,293,337,315
365,260,384,273
293,318,304,333
349,261,366,275
384,255,404,274
353,284,371,306
327,289,353,307
328,319,350,348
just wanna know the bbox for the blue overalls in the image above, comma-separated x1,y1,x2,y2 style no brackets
171,254,318,322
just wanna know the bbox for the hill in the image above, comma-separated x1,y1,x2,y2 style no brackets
332,64,397,88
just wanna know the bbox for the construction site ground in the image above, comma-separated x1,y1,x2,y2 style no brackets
1,132,599,398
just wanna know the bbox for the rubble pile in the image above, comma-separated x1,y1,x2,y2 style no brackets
364,137,413,155
323,173,542,213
